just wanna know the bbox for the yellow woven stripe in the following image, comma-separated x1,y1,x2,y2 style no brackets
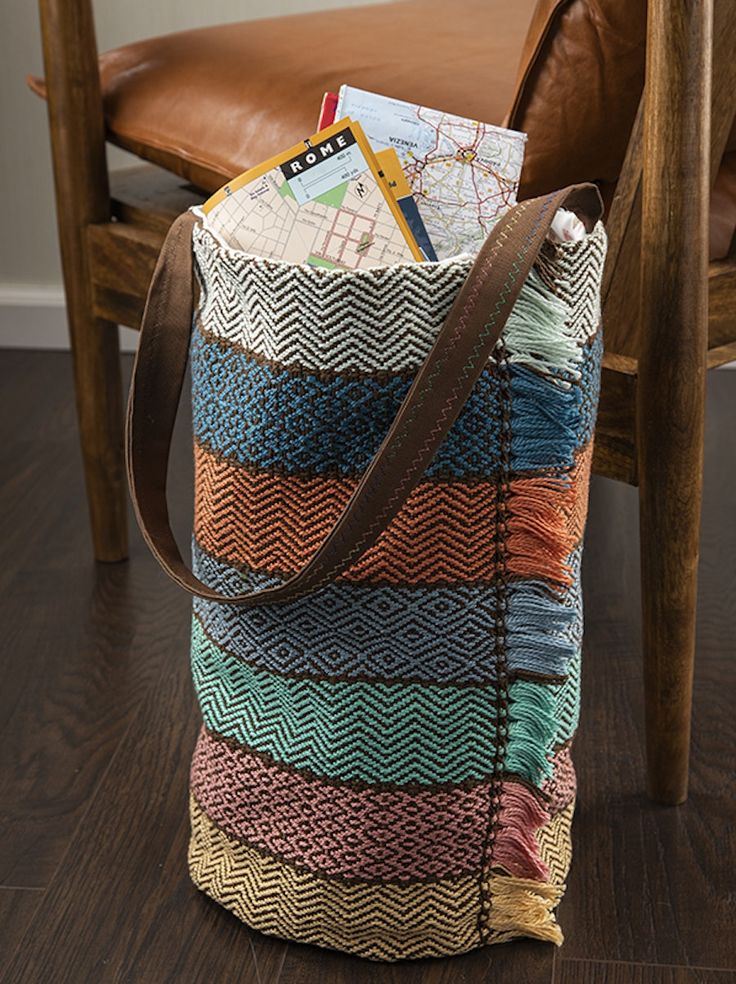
481,802,574,946
188,795,482,961
536,798,574,885
484,873,564,945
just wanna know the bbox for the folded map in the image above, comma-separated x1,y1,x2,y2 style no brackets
334,85,527,259
202,118,423,269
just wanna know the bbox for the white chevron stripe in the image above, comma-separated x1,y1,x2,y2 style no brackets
193,222,607,377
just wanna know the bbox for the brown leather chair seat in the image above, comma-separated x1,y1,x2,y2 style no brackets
30,0,736,259
94,0,537,194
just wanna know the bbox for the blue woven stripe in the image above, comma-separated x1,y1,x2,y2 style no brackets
192,542,578,684
509,333,601,472
548,330,602,450
190,327,597,477
505,581,578,678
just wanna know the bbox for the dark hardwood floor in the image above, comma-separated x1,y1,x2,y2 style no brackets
0,349,734,984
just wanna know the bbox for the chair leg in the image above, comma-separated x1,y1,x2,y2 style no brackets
39,0,128,561
637,0,711,804
66,305,128,563
638,435,704,805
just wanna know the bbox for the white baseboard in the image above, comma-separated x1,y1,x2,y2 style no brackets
0,285,139,352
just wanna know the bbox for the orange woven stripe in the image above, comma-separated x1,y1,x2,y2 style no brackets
193,442,591,586
193,443,498,583
507,443,593,586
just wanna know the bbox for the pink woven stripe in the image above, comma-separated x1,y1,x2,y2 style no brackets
542,743,577,815
493,782,551,880
191,727,555,883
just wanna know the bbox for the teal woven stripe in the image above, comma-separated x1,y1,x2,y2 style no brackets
555,646,581,744
191,620,563,786
192,620,498,784
504,679,558,787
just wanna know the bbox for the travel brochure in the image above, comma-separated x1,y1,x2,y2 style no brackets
202,86,528,269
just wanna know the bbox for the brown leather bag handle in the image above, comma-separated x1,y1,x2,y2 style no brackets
126,184,603,606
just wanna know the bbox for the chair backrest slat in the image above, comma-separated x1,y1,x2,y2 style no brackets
38,0,110,226
603,0,735,358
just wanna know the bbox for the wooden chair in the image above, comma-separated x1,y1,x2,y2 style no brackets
34,0,735,805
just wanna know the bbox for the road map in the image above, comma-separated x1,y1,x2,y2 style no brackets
203,120,421,269
336,86,527,259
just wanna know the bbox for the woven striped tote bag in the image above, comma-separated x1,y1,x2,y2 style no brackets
126,184,606,961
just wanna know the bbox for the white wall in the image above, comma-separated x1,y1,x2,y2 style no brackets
0,0,382,350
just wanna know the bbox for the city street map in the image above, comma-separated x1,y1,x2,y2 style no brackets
335,86,527,259
202,119,422,269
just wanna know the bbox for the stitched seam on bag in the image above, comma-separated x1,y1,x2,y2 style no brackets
477,342,512,942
